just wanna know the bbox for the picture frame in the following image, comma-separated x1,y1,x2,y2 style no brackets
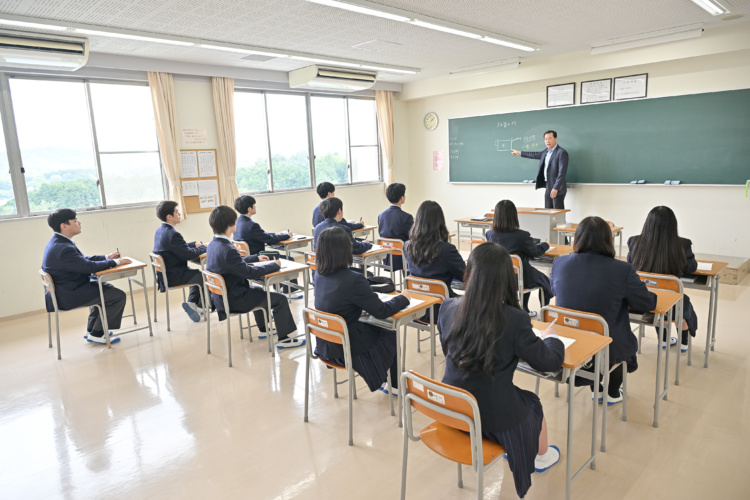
614,73,648,101
581,78,612,104
547,82,575,108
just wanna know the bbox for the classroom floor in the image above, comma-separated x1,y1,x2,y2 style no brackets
1,272,749,500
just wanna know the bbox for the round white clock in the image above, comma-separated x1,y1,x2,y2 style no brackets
423,112,438,131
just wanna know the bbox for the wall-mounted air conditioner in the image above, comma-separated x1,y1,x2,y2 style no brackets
0,29,89,71
289,65,377,92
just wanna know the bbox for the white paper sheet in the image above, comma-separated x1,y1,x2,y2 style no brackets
198,150,217,177
199,194,217,209
198,179,219,196
696,262,712,271
180,151,198,178
532,327,575,349
182,128,207,146
367,245,383,252
182,181,198,196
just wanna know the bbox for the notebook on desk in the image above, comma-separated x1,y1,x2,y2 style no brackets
470,217,492,222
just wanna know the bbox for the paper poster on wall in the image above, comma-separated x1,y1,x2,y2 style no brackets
198,179,219,197
198,150,217,177
433,151,444,171
180,151,198,178
182,180,198,196
182,128,207,146
199,194,217,208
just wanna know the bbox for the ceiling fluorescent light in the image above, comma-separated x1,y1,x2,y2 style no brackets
359,65,417,74
199,44,288,57
689,0,725,16
0,18,68,30
290,56,362,68
449,58,521,79
410,20,482,39
75,28,193,46
306,0,411,22
482,37,536,52
591,25,703,55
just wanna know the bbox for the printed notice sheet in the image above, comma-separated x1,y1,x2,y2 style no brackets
181,151,198,178
198,150,217,177
182,181,198,196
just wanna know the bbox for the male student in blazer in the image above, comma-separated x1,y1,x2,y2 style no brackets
313,197,372,255
152,200,207,322
42,208,130,345
312,181,365,231
377,182,413,272
512,130,569,209
206,205,304,349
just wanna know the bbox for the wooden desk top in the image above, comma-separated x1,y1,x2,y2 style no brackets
94,258,146,276
693,260,728,276
553,223,623,234
352,224,377,233
278,235,313,245
390,291,441,319
356,246,392,258
532,320,612,369
545,244,574,258
254,259,309,278
488,207,571,215
455,217,492,225
650,289,683,315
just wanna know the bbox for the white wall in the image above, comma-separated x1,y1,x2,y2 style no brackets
398,44,750,257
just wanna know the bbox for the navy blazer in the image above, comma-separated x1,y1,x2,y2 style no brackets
521,145,569,195
486,229,549,289
233,214,291,255
313,218,372,255
550,251,657,367
438,298,564,432
153,223,206,291
42,233,118,312
312,202,364,231
378,205,413,272
626,235,698,275
404,240,466,296
314,268,409,358
205,237,279,321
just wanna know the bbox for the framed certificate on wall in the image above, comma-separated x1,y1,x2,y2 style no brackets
614,74,648,100
547,83,575,107
581,78,612,104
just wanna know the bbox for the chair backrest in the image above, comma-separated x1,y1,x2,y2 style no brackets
377,237,404,256
149,252,165,273
541,305,609,337
202,270,231,315
404,276,449,302
402,370,479,434
233,240,251,257
471,238,487,247
305,251,317,271
303,308,348,346
636,271,683,294
39,270,54,293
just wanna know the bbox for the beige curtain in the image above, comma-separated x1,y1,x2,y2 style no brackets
212,77,239,205
147,72,183,212
375,90,395,186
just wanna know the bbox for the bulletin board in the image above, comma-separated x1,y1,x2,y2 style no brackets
179,149,221,214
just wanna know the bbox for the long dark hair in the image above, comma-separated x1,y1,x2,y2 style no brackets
573,216,615,258
492,200,520,232
406,200,450,266
316,227,353,275
445,243,520,376
630,206,686,277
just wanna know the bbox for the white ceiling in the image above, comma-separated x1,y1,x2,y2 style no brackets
0,0,748,82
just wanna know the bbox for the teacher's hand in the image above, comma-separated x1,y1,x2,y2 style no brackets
550,189,558,198
511,149,521,156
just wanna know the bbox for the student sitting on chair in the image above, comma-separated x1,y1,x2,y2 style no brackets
233,195,291,255
206,205,305,349
550,216,657,403
41,208,131,345
627,206,698,353
377,182,413,272
312,181,365,230
153,200,207,322
313,197,372,255
438,242,564,498
486,200,554,317
314,226,409,393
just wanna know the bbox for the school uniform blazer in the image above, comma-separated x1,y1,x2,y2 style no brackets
312,202,364,231
205,237,279,321
521,146,568,195
550,251,657,366
378,205,414,271
438,298,564,432
313,218,372,255
486,229,549,290
233,214,291,256
403,240,466,296
313,268,409,358
41,233,118,312
153,223,206,292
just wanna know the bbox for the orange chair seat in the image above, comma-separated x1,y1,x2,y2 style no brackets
320,358,346,370
419,421,504,466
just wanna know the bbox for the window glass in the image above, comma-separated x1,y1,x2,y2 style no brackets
10,79,100,212
311,96,348,185
266,93,310,190
0,118,14,215
234,92,270,193
348,98,378,146
350,146,380,183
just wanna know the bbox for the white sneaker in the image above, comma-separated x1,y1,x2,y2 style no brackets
276,337,306,349
87,334,120,344
534,445,560,473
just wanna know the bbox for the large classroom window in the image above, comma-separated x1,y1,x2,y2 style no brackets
1,76,163,217
0,119,14,215
234,90,380,193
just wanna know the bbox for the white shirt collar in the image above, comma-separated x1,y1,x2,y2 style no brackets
215,234,231,241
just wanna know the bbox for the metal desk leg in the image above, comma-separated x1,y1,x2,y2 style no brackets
704,275,715,368
566,366,578,500
266,284,276,357
204,279,211,354
618,232,623,260
663,311,671,401
601,348,610,453
711,276,720,351
396,323,403,428
139,269,153,336
97,279,111,349
653,314,664,428
591,352,600,470
127,279,137,324
429,306,435,379
303,269,309,309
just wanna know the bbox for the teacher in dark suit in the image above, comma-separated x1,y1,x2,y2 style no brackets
512,130,568,209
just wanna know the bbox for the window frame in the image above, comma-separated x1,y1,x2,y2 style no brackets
0,73,166,220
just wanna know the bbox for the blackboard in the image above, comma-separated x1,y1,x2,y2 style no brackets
448,88,750,185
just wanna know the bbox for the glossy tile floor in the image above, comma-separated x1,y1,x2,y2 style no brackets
1,275,749,500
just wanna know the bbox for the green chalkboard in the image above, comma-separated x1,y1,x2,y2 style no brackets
448,88,750,185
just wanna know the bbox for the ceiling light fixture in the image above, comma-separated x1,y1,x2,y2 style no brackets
449,58,521,79
198,44,289,57
0,18,68,31
75,28,194,46
590,24,703,55
689,0,725,16
305,0,538,52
